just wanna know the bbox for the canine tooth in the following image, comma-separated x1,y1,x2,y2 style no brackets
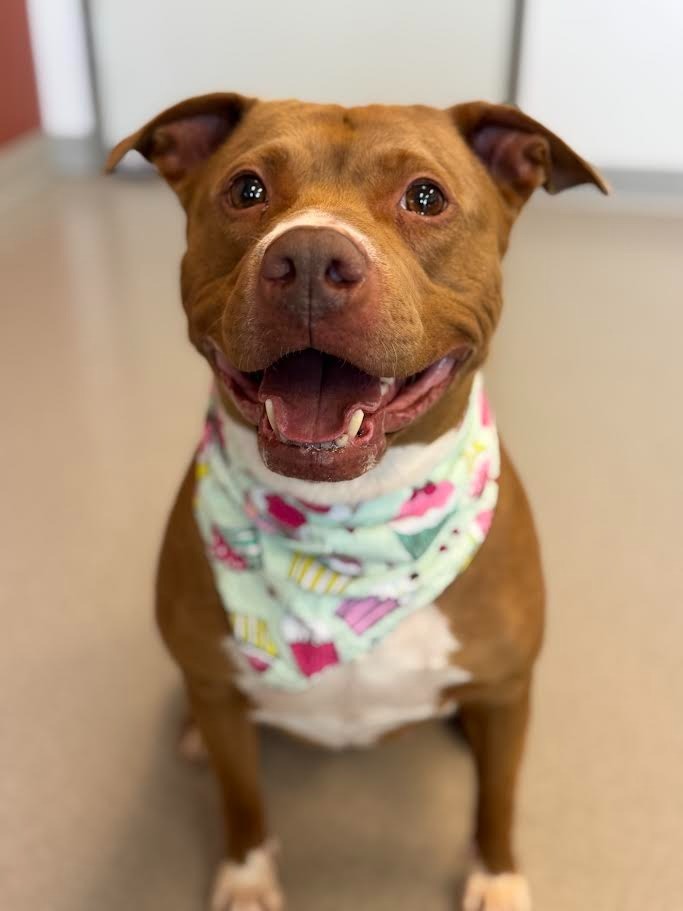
348,409,364,440
265,399,277,432
335,434,349,448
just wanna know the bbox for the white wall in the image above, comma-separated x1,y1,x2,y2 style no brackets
518,0,683,172
26,0,96,137
91,0,515,148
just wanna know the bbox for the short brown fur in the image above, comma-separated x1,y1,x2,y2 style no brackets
108,94,605,909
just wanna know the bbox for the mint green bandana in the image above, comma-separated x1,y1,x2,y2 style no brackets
194,373,499,691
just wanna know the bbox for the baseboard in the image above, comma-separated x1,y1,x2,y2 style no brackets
0,131,52,212
0,130,110,214
605,168,683,196
531,166,683,217
46,133,104,175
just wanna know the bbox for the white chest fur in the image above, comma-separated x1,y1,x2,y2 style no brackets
224,603,471,749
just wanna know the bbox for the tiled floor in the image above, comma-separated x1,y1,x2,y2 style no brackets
1,166,682,910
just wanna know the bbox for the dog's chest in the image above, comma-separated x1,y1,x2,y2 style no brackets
225,604,471,749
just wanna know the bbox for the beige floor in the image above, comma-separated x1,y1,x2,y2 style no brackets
1,166,682,911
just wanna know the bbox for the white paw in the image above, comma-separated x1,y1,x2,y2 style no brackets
463,871,531,911
178,721,209,762
210,843,284,911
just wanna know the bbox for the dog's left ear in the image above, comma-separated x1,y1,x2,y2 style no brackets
450,101,608,209
105,92,255,199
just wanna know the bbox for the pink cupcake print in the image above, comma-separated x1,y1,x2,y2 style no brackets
391,481,456,536
295,499,332,514
336,596,400,635
243,650,272,673
265,495,307,529
295,499,355,524
210,526,248,571
198,410,225,453
480,388,493,427
470,458,491,498
281,615,339,678
475,509,494,535
397,481,455,521
243,490,306,536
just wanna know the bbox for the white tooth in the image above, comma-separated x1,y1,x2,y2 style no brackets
348,409,364,440
335,434,349,448
265,399,277,432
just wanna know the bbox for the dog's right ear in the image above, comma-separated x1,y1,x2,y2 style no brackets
105,92,255,196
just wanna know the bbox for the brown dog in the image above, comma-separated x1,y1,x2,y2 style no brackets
107,94,606,911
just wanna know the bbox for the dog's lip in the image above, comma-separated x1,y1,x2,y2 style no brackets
205,340,471,445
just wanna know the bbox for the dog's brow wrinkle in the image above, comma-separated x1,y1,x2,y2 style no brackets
374,148,437,176
331,142,350,174
259,144,291,170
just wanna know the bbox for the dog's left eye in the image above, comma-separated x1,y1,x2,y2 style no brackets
228,173,268,209
401,180,447,217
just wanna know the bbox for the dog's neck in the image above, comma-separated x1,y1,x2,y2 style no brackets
194,369,499,691
215,376,486,506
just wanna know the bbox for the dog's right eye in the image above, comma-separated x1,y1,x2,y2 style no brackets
228,173,268,209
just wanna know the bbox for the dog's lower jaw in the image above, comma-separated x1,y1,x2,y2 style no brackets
257,420,385,482
463,870,531,911
211,843,284,911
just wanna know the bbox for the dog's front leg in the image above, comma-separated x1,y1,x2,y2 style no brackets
185,674,283,911
459,679,532,911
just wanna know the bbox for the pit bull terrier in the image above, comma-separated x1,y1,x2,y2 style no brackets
107,94,606,911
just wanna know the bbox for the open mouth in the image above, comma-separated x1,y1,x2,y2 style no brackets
207,344,470,481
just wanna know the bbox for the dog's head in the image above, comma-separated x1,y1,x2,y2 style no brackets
107,95,606,481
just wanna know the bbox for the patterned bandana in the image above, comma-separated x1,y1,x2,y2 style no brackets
194,373,499,691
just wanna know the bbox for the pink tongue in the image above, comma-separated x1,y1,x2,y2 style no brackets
258,350,383,442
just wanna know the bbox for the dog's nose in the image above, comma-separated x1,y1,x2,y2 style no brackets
258,227,368,320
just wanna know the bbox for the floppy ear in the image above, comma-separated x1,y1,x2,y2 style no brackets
105,92,255,192
451,101,608,209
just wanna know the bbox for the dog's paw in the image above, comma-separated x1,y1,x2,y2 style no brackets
210,844,284,911
178,720,209,762
462,871,531,911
